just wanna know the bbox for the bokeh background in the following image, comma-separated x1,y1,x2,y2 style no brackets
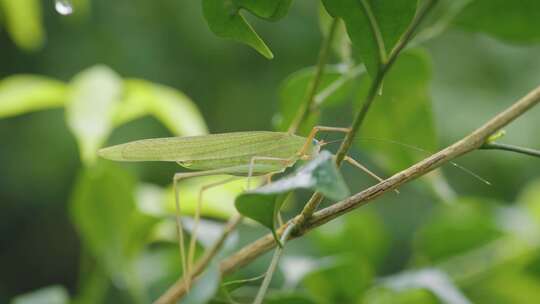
1,0,539,303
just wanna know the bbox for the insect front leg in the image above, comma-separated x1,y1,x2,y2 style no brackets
298,125,351,157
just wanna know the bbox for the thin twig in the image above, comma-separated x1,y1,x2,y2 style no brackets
288,18,339,133
481,142,540,158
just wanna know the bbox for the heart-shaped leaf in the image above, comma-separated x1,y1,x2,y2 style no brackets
202,0,292,59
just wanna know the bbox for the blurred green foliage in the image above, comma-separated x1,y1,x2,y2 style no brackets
1,0,539,303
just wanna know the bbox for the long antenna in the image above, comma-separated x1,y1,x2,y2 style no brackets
358,137,492,186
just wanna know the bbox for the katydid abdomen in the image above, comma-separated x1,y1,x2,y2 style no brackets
98,131,317,175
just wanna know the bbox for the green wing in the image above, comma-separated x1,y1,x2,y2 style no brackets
98,131,306,163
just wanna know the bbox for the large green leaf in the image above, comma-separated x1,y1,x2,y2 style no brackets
413,198,502,264
11,286,70,304
454,0,540,44
235,151,349,238
321,0,417,77
113,79,208,136
0,0,44,50
66,65,123,165
0,75,67,118
202,0,292,59
357,49,436,172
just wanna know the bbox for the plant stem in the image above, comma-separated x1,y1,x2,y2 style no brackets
253,222,296,304
481,142,540,158
298,0,438,223
288,18,339,134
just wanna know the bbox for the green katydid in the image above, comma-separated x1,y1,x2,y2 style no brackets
97,126,389,288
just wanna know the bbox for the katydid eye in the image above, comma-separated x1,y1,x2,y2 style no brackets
312,139,319,146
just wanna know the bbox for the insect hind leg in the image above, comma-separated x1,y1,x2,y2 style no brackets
187,176,239,282
247,156,294,190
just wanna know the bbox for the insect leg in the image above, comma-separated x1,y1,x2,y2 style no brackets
344,155,399,194
247,156,295,190
172,170,228,290
187,176,239,282
298,125,351,156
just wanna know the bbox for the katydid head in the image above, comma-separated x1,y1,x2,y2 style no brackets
300,138,322,160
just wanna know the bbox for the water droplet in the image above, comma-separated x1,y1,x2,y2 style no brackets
55,0,73,15
178,160,193,168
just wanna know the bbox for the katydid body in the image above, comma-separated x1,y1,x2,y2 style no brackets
98,131,318,175
98,127,388,290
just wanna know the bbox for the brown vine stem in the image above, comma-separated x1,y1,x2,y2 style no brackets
157,85,540,302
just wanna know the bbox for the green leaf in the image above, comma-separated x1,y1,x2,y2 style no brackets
313,210,389,268
263,292,318,304
357,49,436,172
66,65,123,165
302,255,373,303
235,151,349,235
0,75,67,118
113,79,208,136
319,5,352,62
363,286,439,304
517,179,540,225
276,65,363,133
382,269,470,304
413,198,502,264
0,0,44,50
321,0,417,77
465,270,540,304
201,0,292,59
11,286,70,304
70,162,156,302
454,0,540,44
